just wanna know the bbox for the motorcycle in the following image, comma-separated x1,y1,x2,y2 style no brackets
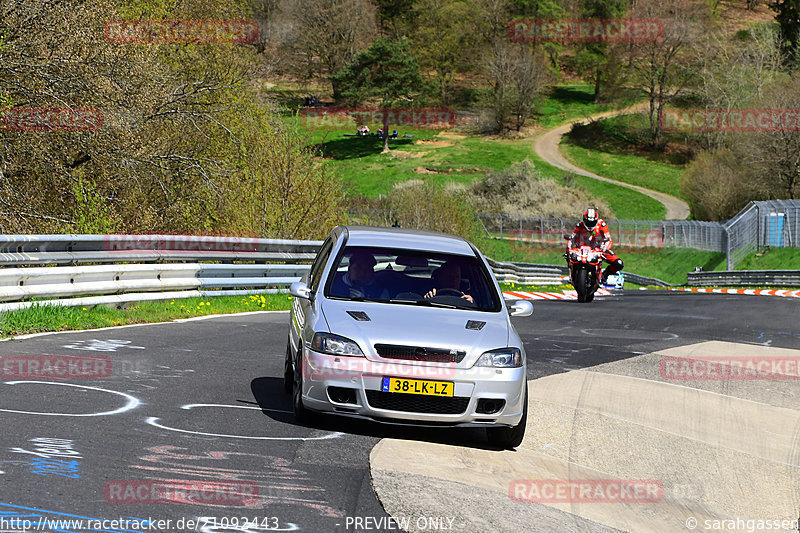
565,244,603,303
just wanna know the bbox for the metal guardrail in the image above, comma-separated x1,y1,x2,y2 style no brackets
0,234,795,312
487,259,672,287
687,270,800,287
485,258,568,285
0,235,320,312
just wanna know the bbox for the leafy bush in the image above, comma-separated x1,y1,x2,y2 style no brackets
468,159,613,218
380,179,484,241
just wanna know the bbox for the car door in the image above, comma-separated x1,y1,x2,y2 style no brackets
290,235,335,357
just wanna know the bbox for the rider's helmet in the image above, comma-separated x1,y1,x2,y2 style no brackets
582,208,599,231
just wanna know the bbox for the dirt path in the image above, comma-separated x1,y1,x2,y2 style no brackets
533,103,691,220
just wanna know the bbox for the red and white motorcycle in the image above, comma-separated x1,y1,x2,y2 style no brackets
566,244,603,303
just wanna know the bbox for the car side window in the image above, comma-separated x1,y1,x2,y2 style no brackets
308,238,334,293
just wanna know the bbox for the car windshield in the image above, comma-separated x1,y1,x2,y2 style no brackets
324,246,501,312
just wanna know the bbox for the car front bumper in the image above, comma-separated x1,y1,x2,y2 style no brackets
300,348,527,427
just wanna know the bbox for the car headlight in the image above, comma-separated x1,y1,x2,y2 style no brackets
311,333,364,356
475,347,523,368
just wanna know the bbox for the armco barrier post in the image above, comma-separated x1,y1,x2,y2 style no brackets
725,226,732,270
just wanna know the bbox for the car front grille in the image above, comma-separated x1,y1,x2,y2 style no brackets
365,390,469,414
374,343,466,363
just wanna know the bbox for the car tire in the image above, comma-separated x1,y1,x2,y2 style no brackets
486,385,528,450
283,340,294,394
292,352,313,424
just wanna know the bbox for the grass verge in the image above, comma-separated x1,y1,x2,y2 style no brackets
0,293,293,338
734,248,800,270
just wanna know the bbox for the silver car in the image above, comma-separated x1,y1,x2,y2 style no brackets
285,226,533,448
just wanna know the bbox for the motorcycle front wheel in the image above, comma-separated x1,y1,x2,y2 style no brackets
575,268,589,302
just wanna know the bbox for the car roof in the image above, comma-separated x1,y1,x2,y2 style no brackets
339,226,477,256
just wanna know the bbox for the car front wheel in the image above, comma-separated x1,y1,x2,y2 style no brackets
292,351,313,423
283,340,294,394
486,385,528,450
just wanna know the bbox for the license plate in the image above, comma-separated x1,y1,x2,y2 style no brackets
381,377,454,397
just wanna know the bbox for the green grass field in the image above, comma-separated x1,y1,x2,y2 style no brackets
561,142,685,200
304,119,666,220
534,85,604,129
533,85,642,129
307,127,533,198
524,152,667,220
734,248,800,270
560,113,689,203
0,293,293,338
297,85,651,201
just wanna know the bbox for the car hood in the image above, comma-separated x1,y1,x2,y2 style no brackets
320,298,510,368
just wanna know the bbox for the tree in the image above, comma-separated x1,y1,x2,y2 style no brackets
0,0,345,236
770,0,800,66
330,38,426,152
487,44,551,132
746,74,800,200
376,0,416,37
628,0,705,145
574,0,628,102
507,0,567,69
681,73,800,220
276,0,377,100
694,23,782,150
411,0,475,105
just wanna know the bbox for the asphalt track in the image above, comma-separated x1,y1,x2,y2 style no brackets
0,291,797,533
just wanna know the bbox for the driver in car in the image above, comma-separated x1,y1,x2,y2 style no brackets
334,250,389,299
424,260,474,303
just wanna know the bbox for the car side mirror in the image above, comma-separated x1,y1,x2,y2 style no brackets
289,281,312,300
508,299,533,317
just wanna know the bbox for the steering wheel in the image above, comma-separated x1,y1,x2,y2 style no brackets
435,288,464,297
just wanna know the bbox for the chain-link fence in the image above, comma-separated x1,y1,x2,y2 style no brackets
477,214,725,251
724,200,800,269
477,200,800,269
349,201,800,269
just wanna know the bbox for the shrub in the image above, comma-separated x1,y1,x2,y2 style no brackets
468,159,613,218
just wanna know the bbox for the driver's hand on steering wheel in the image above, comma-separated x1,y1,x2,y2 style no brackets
424,288,474,303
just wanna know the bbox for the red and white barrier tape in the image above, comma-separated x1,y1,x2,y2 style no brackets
502,289,612,301
669,288,800,298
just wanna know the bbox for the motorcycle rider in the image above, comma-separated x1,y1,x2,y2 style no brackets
568,208,623,284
